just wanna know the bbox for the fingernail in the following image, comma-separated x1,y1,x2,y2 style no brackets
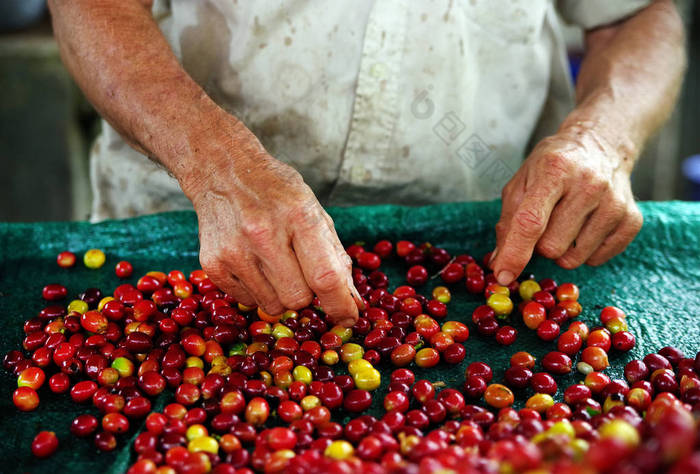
496,270,514,286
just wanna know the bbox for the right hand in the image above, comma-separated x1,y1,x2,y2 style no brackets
183,122,362,327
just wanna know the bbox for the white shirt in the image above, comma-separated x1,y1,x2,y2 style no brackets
90,0,650,220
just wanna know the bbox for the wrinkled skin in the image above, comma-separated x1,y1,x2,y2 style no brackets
49,0,684,316
191,125,363,326
490,0,684,285
490,127,643,285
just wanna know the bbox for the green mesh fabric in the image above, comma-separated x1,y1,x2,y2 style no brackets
0,200,698,473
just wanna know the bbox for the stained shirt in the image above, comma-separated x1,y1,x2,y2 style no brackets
90,0,650,220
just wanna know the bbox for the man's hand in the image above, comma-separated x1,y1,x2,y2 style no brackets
490,0,684,285
490,127,642,286
188,125,362,327
48,0,362,326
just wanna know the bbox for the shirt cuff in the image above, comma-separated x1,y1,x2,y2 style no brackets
557,0,652,30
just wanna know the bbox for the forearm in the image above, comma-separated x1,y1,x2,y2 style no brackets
50,0,361,322
560,0,685,171
48,0,249,197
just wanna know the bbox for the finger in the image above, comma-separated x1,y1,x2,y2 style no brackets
492,175,526,268
585,206,643,266
341,251,366,311
225,276,258,307
198,253,253,305
536,191,599,260
231,256,285,315
258,245,314,310
554,200,623,269
205,271,256,306
491,181,564,286
292,221,358,327
322,213,366,311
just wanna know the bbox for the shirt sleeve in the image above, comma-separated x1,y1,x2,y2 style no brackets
557,0,652,30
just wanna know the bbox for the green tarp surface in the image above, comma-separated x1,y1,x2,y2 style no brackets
0,200,698,473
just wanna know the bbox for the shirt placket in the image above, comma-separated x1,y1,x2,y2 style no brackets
327,0,408,205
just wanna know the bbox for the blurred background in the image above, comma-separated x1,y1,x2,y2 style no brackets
1,0,699,222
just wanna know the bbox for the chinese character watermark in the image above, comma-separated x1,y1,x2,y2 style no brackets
455,134,491,169
411,87,513,191
433,112,465,146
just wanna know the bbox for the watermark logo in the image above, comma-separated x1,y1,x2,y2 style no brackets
411,88,512,191
410,89,435,120
456,134,491,170
433,112,465,146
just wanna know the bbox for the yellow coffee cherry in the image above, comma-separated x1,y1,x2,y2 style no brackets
340,343,364,363
487,293,513,316
603,395,625,413
300,395,320,411
432,286,451,303
83,249,106,269
547,420,575,439
321,350,339,366
111,357,134,377
246,342,268,355
186,424,208,441
67,299,88,314
576,361,594,375
259,371,272,386
272,324,294,339
185,357,204,369
605,317,628,334
208,364,231,376
188,436,219,454
526,393,555,413
519,279,541,301
331,326,353,342
347,359,373,376
598,419,640,448
324,440,354,460
292,365,313,384
97,296,114,312
353,368,381,391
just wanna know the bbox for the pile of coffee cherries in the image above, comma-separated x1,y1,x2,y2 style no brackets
4,243,700,473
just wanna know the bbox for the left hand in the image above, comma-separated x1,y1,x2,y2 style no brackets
489,126,643,285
